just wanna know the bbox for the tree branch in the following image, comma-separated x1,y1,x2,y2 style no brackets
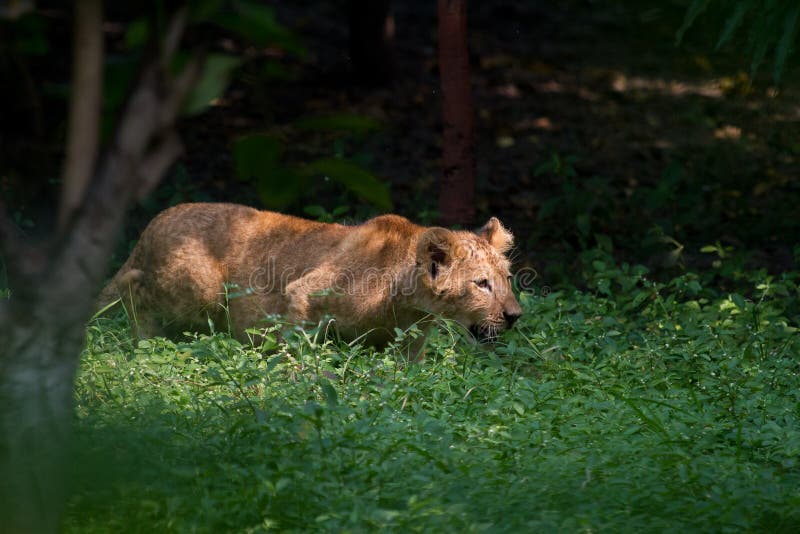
48,7,200,310
136,132,184,201
58,0,103,232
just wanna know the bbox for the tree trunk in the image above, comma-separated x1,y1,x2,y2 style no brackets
0,313,89,532
347,0,395,85
0,7,196,530
437,0,475,226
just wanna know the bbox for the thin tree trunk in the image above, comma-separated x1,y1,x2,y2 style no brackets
0,8,196,531
0,308,89,532
0,0,103,525
437,0,475,226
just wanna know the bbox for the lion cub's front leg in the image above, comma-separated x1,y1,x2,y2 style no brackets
284,268,339,324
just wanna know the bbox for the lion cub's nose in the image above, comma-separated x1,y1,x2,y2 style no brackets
503,310,521,328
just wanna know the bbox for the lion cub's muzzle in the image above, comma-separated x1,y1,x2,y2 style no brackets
470,298,523,343
503,295,523,328
503,310,521,328
469,324,494,343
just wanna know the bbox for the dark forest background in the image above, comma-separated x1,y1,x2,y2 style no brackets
2,0,798,290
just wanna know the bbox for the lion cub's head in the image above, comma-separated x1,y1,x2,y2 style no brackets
414,217,522,342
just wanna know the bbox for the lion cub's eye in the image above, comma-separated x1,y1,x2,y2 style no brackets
475,278,492,291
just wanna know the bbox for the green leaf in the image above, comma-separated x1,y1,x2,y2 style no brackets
262,61,296,81
597,278,611,296
183,54,241,116
216,0,305,56
302,159,393,211
676,0,712,45
320,379,338,407
715,2,750,50
576,213,591,237
303,205,327,219
774,5,800,84
188,0,225,22
257,167,308,210
749,38,770,79
124,18,149,50
293,114,382,135
12,13,49,55
233,134,283,182
730,293,747,309
620,398,668,439
595,234,613,253
233,134,307,209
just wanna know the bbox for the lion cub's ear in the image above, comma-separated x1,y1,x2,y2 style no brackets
477,217,514,254
417,227,457,280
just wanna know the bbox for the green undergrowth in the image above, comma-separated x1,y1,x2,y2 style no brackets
66,258,800,532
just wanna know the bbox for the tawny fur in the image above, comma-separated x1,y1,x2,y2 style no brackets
99,203,522,345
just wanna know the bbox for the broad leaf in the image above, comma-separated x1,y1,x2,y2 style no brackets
124,18,149,50
216,1,305,56
256,167,308,210
302,158,393,211
184,54,241,116
233,134,283,182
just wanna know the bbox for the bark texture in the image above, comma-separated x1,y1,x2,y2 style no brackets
437,0,475,226
0,8,197,532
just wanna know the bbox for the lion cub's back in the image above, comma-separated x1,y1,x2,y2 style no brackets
127,204,259,314
134,203,342,290
136,203,258,260
138,202,328,253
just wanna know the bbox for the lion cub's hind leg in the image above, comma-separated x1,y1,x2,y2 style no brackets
120,261,228,340
102,268,165,340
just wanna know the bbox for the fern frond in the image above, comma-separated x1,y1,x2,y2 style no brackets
774,4,800,83
716,1,752,50
676,0,713,45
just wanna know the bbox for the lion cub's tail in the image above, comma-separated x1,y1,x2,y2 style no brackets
95,256,145,317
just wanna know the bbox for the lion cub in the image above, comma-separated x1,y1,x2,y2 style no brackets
100,203,522,346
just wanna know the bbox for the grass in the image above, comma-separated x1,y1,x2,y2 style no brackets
65,253,800,532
